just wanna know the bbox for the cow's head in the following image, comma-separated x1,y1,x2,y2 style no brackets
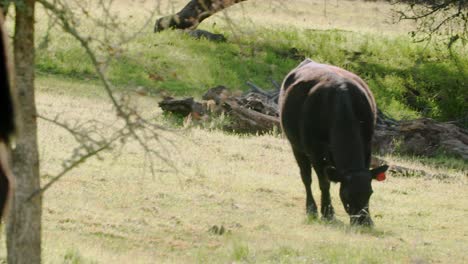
325,165,389,226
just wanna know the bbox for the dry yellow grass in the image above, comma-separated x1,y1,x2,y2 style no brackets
46,0,415,36
1,78,465,263
208,0,416,35
0,1,465,262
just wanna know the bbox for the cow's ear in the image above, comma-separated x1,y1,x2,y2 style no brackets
371,165,389,181
325,166,341,182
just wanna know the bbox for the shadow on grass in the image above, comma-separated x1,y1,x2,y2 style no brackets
305,215,393,238
184,29,466,125
345,49,467,125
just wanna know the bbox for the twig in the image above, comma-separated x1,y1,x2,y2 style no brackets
29,0,178,201
27,134,119,201
245,81,269,96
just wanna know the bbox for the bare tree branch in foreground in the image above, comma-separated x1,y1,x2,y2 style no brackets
29,0,177,200
395,0,467,46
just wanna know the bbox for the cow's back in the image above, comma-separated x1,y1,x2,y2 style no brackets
280,60,376,161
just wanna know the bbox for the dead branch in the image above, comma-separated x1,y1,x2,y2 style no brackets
154,0,248,32
395,0,467,45
222,98,280,133
27,0,176,200
371,156,455,180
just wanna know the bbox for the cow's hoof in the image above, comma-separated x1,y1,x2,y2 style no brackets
307,211,318,218
351,216,374,227
306,206,318,220
321,206,335,221
321,214,335,222
362,218,374,227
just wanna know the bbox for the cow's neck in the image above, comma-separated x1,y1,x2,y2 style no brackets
329,89,366,172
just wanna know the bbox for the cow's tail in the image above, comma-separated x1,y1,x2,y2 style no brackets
298,84,328,160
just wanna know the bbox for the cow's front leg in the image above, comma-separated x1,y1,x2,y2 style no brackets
315,165,335,221
293,149,318,218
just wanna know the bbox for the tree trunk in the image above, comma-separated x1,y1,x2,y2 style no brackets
7,1,42,263
154,0,247,32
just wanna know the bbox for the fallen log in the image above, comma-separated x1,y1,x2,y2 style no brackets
222,98,280,133
238,92,279,117
371,156,454,181
187,29,226,42
399,118,468,159
372,118,468,159
153,0,248,32
158,97,205,117
158,84,468,160
202,85,229,104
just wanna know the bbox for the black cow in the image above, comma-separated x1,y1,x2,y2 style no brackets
279,59,388,226
0,10,15,220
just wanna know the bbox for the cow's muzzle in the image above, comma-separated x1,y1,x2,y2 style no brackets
350,207,374,226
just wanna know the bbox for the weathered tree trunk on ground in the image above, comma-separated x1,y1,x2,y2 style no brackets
154,0,247,32
222,98,280,133
373,118,468,159
158,85,468,160
159,97,205,117
7,1,42,263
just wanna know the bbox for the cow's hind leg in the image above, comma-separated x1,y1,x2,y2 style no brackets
293,149,318,218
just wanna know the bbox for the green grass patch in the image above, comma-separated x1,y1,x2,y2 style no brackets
63,248,97,264
231,241,251,262
35,25,467,125
390,153,468,172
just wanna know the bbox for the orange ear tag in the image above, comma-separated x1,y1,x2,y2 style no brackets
376,172,386,181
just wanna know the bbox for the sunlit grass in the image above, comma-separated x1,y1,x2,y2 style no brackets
1,78,466,263
0,1,466,262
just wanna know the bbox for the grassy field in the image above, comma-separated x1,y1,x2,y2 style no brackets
0,77,465,263
1,0,467,263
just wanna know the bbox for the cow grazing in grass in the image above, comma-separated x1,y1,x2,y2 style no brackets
279,59,388,226
0,10,15,221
